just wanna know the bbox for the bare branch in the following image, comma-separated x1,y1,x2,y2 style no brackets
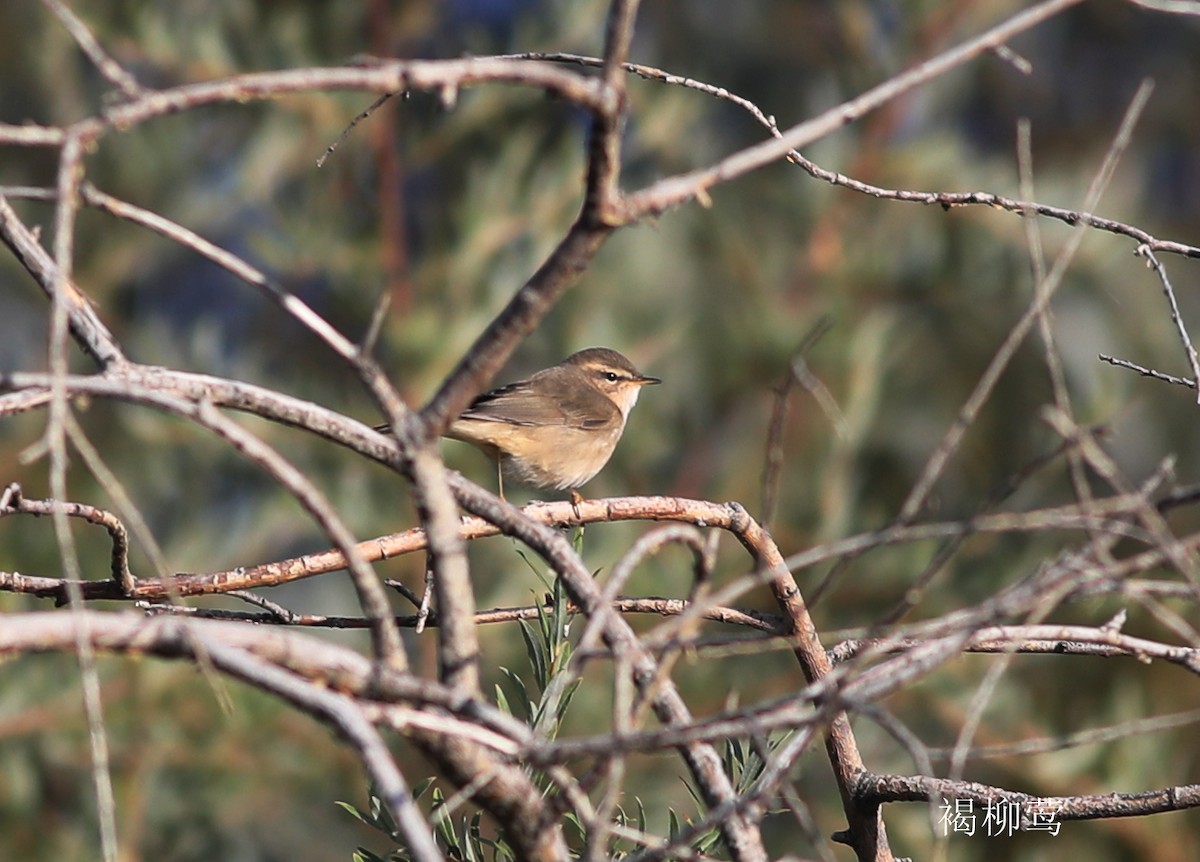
197,641,442,862
0,484,133,595
617,0,1086,220
504,53,1200,258
858,772,1200,824
40,0,146,100
899,79,1154,523
1135,244,1200,402
0,194,124,368
449,481,770,861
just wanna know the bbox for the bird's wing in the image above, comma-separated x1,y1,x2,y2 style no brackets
461,379,617,429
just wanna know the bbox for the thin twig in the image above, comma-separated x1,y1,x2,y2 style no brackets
1135,243,1200,403
618,0,1088,221
1018,119,1097,523
0,195,124,368
900,79,1155,522
926,708,1200,761
1099,353,1195,388
500,46,1198,257
760,316,838,527
47,130,119,862
40,0,146,100
0,485,133,595
317,90,396,167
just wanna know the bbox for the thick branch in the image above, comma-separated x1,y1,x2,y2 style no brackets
0,612,566,861
858,772,1200,823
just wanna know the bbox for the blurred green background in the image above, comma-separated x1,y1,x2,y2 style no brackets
2,1,1200,860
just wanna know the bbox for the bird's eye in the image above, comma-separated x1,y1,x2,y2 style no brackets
603,371,619,382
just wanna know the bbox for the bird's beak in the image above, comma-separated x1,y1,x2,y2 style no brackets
638,375,662,386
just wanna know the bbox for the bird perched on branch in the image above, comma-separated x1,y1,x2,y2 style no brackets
441,347,660,499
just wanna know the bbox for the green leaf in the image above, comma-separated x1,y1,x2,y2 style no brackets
557,677,582,719
461,818,478,862
563,812,586,842
498,666,533,721
411,776,436,802
336,800,373,827
431,788,459,850
696,829,721,854
374,792,399,837
725,737,746,775
494,682,513,717
518,619,547,688
550,574,570,644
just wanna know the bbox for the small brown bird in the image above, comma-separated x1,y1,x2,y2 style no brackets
444,347,660,498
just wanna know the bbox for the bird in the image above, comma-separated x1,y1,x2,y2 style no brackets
442,347,660,499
